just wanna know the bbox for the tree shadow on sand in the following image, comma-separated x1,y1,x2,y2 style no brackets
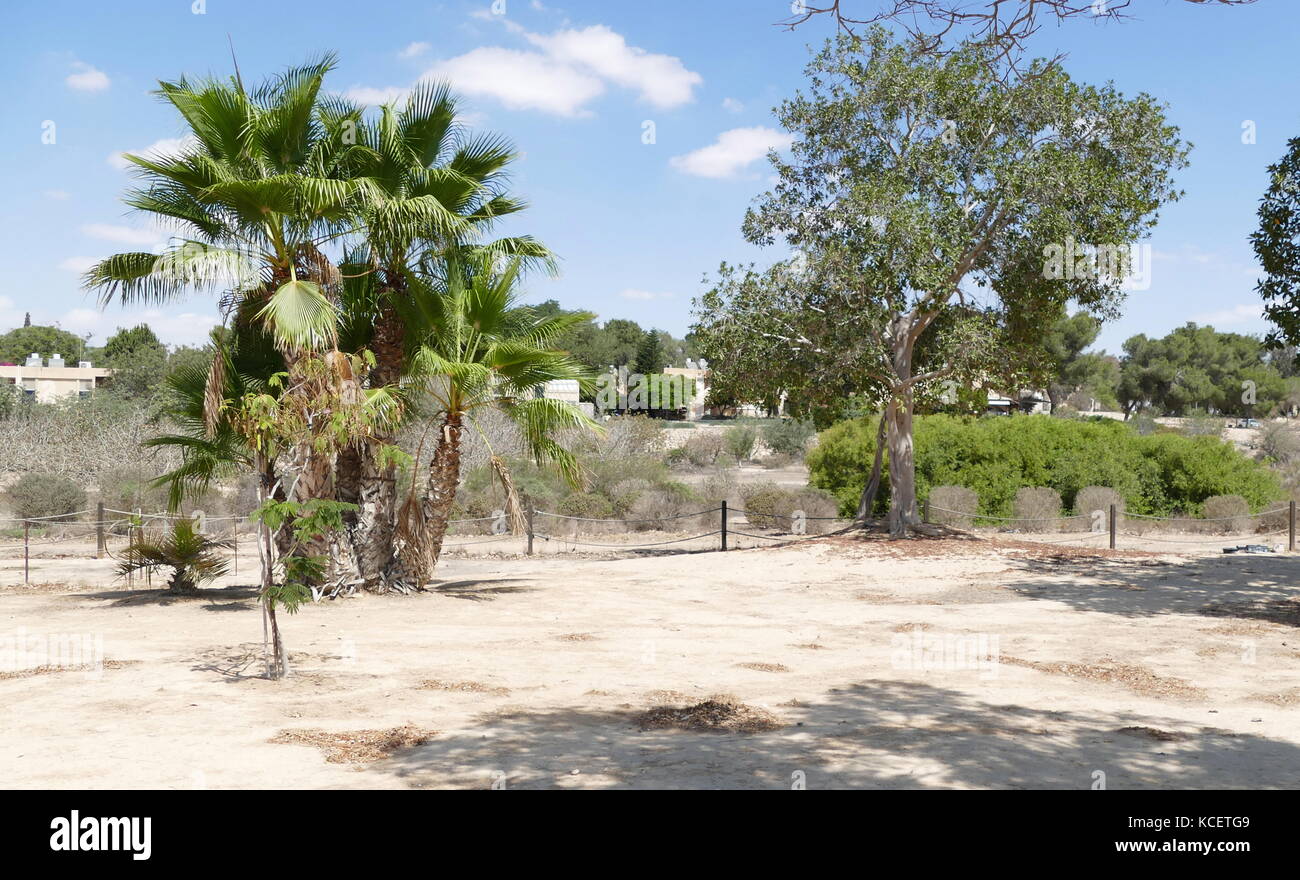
380,678,1300,789
1002,554,1300,627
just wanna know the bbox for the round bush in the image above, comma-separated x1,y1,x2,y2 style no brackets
625,490,689,531
682,432,724,467
1201,494,1250,534
738,481,789,530
1013,486,1062,533
5,473,87,521
927,485,978,529
1073,486,1124,533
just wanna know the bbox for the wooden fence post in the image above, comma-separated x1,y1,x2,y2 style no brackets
96,502,105,559
23,520,30,585
720,500,728,551
526,503,535,556
1290,500,1296,553
1109,504,1117,550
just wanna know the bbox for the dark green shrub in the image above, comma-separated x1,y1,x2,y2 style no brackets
808,413,1283,519
724,426,758,462
738,481,789,529
5,473,87,521
762,419,816,457
559,492,615,520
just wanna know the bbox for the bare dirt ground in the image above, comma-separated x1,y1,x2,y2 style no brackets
3,531,1299,790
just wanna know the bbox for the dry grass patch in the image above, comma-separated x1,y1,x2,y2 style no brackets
270,725,435,764
1003,655,1206,700
1248,688,1300,707
419,679,510,696
635,694,784,734
0,659,136,681
1116,726,1191,742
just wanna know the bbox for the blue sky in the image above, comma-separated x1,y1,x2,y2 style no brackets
2,0,1298,356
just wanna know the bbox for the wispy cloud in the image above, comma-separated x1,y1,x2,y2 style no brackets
355,22,701,118
669,127,792,179
398,41,430,59
66,61,109,92
619,289,674,300
1189,303,1264,326
107,136,196,171
721,97,743,113
81,223,164,247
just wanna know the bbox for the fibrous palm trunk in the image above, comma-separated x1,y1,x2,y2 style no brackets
345,296,405,592
397,412,463,587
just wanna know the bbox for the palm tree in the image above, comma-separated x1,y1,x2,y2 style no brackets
115,518,233,594
82,54,373,514
394,253,597,587
327,83,555,589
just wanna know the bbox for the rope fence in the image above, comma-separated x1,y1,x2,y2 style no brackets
4,495,1296,586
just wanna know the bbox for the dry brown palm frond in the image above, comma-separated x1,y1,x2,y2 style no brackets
489,454,527,534
203,345,226,438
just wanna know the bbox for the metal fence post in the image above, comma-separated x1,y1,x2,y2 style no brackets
1109,503,1117,550
526,503,535,556
23,520,30,585
720,500,728,551
96,501,105,559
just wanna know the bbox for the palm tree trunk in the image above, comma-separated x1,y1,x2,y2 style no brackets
399,413,463,586
342,294,406,591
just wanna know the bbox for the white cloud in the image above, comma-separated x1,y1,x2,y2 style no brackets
398,41,431,59
342,85,411,106
1189,303,1264,326
524,25,701,109
81,223,163,247
66,61,110,92
619,289,674,300
352,23,701,119
428,47,605,117
722,97,744,114
60,308,220,348
107,136,196,171
59,256,100,273
669,127,793,179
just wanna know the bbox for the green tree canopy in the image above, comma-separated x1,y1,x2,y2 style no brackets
0,325,86,365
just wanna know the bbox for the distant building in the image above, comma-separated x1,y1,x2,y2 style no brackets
0,353,112,403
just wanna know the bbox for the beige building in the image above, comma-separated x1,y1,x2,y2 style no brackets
0,353,112,403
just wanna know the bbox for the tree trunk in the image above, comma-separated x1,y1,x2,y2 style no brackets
854,410,889,523
886,317,921,537
343,294,406,592
398,413,463,586
255,452,289,680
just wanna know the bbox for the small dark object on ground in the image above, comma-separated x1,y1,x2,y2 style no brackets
1222,544,1275,555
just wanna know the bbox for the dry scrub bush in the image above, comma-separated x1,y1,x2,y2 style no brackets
1073,486,1125,532
682,431,724,467
1013,487,1062,533
626,489,695,531
1201,494,1251,534
928,485,978,529
739,481,787,529
5,473,87,521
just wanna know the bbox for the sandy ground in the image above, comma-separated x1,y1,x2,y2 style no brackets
3,531,1300,790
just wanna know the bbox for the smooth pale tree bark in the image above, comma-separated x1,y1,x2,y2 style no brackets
854,410,889,523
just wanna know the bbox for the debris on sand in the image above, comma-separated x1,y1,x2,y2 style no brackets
1116,726,1191,742
1003,655,1206,700
0,659,136,681
419,679,511,696
556,632,599,642
636,694,784,734
270,725,435,764
735,662,790,673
